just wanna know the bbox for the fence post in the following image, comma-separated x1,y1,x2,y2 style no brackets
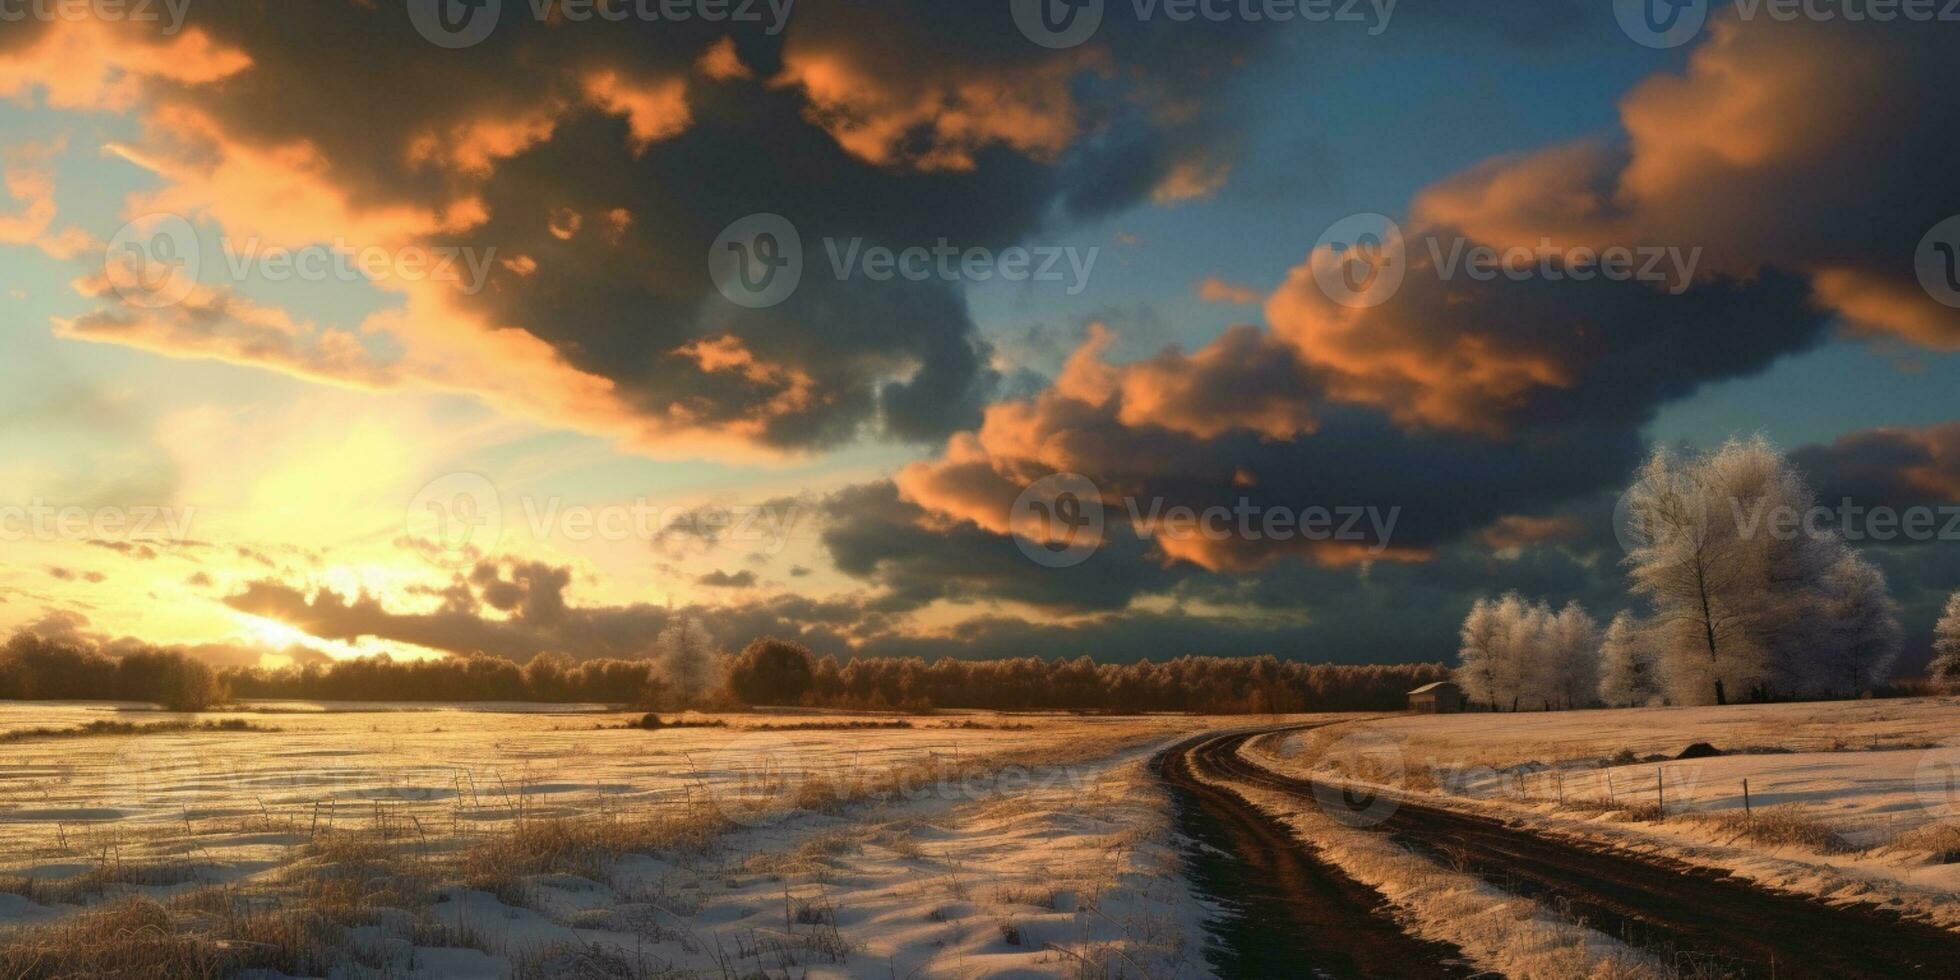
1743,778,1752,816
1656,768,1665,817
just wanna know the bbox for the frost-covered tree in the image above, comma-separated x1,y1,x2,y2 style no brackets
1455,597,1504,711
1541,601,1601,710
1623,445,1757,705
1598,611,1663,708
1809,554,1901,696
1623,437,1903,704
1455,594,1598,711
1492,593,1540,711
1930,592,1960,691
656,616,715,707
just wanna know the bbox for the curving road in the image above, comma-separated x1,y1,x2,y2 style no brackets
1169,726,1960,979
1156,731,1472,978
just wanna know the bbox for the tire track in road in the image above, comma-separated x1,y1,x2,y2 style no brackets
1156,732,1472,979
1190,727,1960,979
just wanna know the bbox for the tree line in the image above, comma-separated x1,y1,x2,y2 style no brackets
0,634,225,711
1457,437,1956,710
0,626,1446,714
740,643,1447,713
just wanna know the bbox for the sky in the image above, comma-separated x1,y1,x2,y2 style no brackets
1,0,1957,673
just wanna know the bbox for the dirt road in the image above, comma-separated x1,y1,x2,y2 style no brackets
1156,732,1471,978
1173,727,1960,978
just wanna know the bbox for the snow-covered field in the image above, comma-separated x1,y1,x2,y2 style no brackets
11,698,1956,976
0,702,1227,978
1254,697,1960,929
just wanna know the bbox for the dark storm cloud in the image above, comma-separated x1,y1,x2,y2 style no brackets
890,261,1814,577
698,569,758,589
1416,13,1960,349
820,481,1193,613
854,11,1950,610
469,560,573,627
33,2,1282,452
1793,424,1960,514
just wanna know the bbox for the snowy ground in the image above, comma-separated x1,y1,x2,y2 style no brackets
1251,697,1960,930
0,702,1223,977
1207,762,1665,979
429,744,1209,978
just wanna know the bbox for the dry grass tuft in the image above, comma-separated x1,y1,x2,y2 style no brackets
0,900,226,979
0,859,208,906
0,896,346,979
1687,808,1859,855
1555,799,1666,822
462,805,733,882
1888,822,1960,864
282,828,441,925
993,883,1062,910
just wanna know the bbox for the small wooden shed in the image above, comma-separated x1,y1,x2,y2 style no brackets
1407,680,1465,714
